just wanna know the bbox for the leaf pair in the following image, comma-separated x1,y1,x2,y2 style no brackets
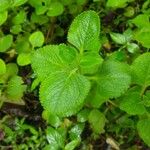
32,11,101,117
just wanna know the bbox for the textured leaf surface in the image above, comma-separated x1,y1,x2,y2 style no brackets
68,10,100,52
119,88,146,115
97,60,131,99
32,44,77,81
131,53,150,86
80,52,103,74
137,118,150,146
46,127,64,149
40,72,90,117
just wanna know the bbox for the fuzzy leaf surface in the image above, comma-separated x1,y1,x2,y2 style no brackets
40,72,90,117
68,10,100,52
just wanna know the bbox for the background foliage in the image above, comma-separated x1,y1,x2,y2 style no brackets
0,0,150,149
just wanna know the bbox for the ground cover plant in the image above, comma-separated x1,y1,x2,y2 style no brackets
1,0,150,149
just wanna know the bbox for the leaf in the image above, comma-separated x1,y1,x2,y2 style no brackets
31,44,77,81
137,118,150,146
119,87,146,115
40,72,90,117
17,53,31,66
97,60,131,99
131,53,150,86
134,27,150,48
0,11,8,26
64,139,80,150
0,59,6,75
88,109,106,134
0,35,13,52
29,31,44,47
110,33,126,45
12,10,26,25
106,0,129,8
80,52,103,74
12,0,28,7
46,127,65,149
68,10,100,52
77,108,90,122
6,76,26,101
69,124,84,140
0,0,10,12
131,14,150,28
47,2,64,17
127,43,139,53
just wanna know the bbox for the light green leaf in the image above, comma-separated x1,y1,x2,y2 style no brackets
127,43,139,53
69,124,84,140
40,72,90,117
106,0,129,8
131,14,150,28
0,11,8,26
64,139,80,150
0,59,6,75
17,53,31,66
137,118,150,146
0,0,10,12
77,108,90,123
46,127,65,149
12,10,26,25
12,0,28,7
68,10,100,52
0,35,13,52
88,109,106,134
29,31,44,47
131,53,150,86
110,32,126,45
119,88,146,115
134,27,150,48
42,110,61,128
97,60,131,99
6,76,26,101
31,44,77,81
80,52,103,74
47,2,64,17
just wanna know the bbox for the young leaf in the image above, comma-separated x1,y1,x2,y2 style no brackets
0,0,10,12
106,0,129,8
119,88,146,115
134,28,150,48
6,76,26,101
12,0,28,7
110,32,126,45
68,10,100,52
97,60,131,99
0,11,8,26
64,139,80,150
40,72,90,117
29,31,44,47
131,53,150,86
137,118,150,146
17,53,31,66
0,35,13,52
46,127,65,149
31,44,77,81
88,109,106,134
80,52,103,74
0,59,6,75
47,2,64,17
